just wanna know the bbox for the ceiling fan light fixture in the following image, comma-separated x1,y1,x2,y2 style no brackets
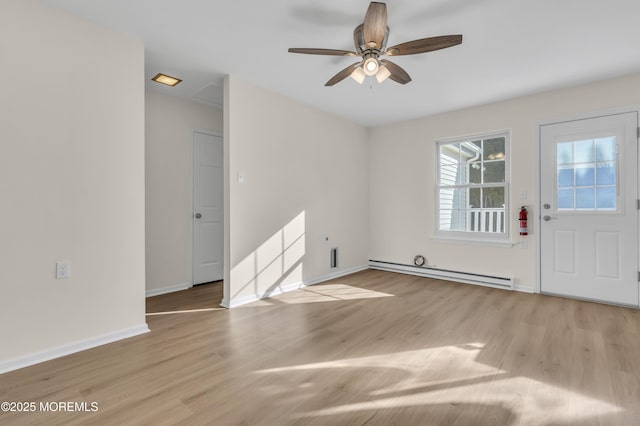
350,66,366,84
363,56,379,76
375,64,391,83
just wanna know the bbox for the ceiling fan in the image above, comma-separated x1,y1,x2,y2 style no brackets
288,2,462,86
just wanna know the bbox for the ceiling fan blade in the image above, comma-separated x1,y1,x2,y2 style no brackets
325,62,362,86
363,2,387,49
379,59,411,84
288,48,358,56
385,35,462,56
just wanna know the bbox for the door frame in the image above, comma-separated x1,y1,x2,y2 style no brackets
190,128,224,286
535,105,640,301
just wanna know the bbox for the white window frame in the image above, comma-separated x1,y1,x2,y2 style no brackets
434,130,511,245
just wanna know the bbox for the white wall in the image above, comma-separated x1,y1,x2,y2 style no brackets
0,0,146,367
369,72,640,291
224,76,369,306
145,91,223,296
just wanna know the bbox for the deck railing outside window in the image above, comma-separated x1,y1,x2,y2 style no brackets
468,208,505,233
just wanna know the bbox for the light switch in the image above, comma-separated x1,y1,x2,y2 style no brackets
56,261,71,279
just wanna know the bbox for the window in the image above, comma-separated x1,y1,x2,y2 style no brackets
436,131,510,241
556,137,617,211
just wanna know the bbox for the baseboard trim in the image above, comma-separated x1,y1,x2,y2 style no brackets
369,260,514,291
146,282,192,298
0,323,150,375
223,265,369,308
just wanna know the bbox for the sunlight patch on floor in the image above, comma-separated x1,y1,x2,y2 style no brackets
235,283,394,307
254,344,621,424
276,284,394,304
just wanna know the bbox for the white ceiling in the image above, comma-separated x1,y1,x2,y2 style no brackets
41,0,640,127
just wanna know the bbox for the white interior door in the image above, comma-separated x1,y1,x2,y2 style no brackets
193,131,223,284
540,112,639,306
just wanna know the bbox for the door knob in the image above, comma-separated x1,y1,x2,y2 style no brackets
195,213,202,219
543,215,556,221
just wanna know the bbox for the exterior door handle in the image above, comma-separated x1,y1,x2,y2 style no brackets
543,215,556,221
195,213,202,219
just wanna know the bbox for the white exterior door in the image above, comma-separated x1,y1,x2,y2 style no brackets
540,112,639,306
193,131,223,284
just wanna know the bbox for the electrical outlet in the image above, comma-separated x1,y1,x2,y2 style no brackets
56,261,71,279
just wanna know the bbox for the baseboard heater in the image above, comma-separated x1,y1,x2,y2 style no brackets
369,259,514,290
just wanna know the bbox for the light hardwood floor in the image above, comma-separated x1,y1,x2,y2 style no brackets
2,269,640,425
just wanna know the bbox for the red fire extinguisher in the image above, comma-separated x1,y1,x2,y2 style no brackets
519,206,528,236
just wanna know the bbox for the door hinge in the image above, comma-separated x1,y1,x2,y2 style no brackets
637,127,640,139
638,271,640,282
637,199,640,210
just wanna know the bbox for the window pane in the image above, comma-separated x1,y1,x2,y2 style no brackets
484,187,505,208
596,162,616,185
439,188,467,211
469,187,481,208
596,187,616,209
439,209,453,230
467,140,482,153
455,164,468,184
440,153,457,166
469,161,481,184
596,137,616,161
440,162,460,185
576,187,595,209
558,189,574,209
484,138,506,161
484,161,505,183
557,168,574,187
575,166,594,187
440,210,467,231
440,143,461,163
557,142,573,165
574,139,594,163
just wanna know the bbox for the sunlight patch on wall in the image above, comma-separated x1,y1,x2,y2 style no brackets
231,212,306,302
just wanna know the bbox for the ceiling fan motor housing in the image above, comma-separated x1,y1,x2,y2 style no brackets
353,23,388,54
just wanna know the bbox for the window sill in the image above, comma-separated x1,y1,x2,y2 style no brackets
431,235,516,248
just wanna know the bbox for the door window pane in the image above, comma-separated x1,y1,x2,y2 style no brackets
596,163,616,185
596,137,616,161
575,166,594,187
556,137,617,211
596,187,616,209
574,139,594,163
558,168,574,187
557,142,573,165
576,188,595,209
558,189,574,209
